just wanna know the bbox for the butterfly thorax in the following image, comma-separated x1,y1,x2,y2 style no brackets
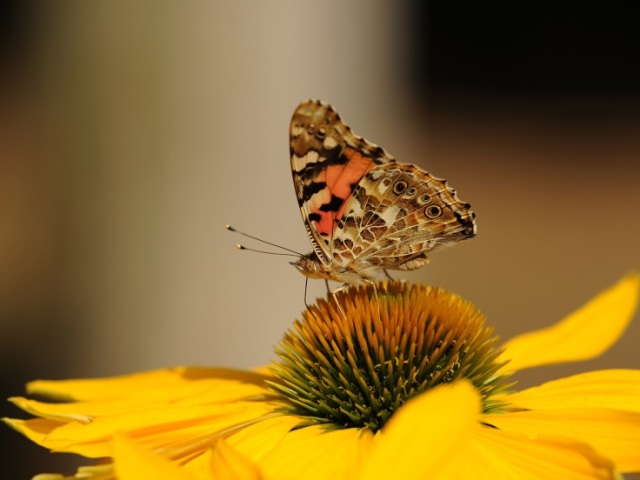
291,252,377,285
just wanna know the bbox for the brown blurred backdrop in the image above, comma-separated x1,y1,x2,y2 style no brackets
2,2,639,478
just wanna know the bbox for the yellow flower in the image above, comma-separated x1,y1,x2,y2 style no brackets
4,274,640,479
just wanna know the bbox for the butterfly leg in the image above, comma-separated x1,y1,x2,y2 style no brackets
324,280,348,319
383,269,394,281
327,283,349,319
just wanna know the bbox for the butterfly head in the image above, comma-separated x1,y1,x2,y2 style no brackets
291,252,331,280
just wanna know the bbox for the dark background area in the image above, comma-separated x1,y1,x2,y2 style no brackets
413,3,640,98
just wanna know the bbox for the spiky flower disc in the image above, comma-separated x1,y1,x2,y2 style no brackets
268,281,513,432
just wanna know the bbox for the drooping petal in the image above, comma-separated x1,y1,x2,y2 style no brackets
258,424,372,480
356,381,480,480
224,414,303,460
209,441,264,480
458,426,615,480
113,434,195,480
500,273,639,371
8,378,271,422
485,408,640,472
6,402,275,458
506,369,640,412
27,367,270,403
3,417,64,447
5,367,279,462
8,396,107,423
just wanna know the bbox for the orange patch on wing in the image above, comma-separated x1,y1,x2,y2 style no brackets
326,149,373,197
314,210,334,237
311,149,374,237
327,149,374,221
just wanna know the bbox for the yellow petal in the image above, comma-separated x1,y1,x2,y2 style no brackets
501,273,639,371
209,441,263,480
485,408,640,472
458,426,615,479
27,367,269,402
258,424,371,480
356,381,480,480
506,369,640,412
7,402,274,458
112,434,195,480
8,397,95,423
33,464,114,480
2,417,63,447
9,379,268,421
225,415,303,460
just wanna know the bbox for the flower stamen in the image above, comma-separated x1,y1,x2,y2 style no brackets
268,281,514,432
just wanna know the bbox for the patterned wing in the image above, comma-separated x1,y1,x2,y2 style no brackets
290,100,395,264
330,162,476,271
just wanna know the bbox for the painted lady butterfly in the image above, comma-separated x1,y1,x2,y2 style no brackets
290,100,476,286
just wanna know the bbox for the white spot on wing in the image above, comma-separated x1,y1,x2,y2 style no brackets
323,137,338,149
377,181,391,195
306,150,319,164
292,151,319,171
381,205,399,225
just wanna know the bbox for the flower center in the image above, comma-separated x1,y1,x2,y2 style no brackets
268,281,513,432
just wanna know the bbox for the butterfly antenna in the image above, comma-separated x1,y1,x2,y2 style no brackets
234,244,300,258
226,225,304,256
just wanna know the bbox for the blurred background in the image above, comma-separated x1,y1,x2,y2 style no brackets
2,2,639,478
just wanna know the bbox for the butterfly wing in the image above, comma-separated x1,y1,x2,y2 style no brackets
331,162,476,271
290,100,394,264
290,99,476,281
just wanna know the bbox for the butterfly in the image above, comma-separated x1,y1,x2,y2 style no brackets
289,99,476,286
